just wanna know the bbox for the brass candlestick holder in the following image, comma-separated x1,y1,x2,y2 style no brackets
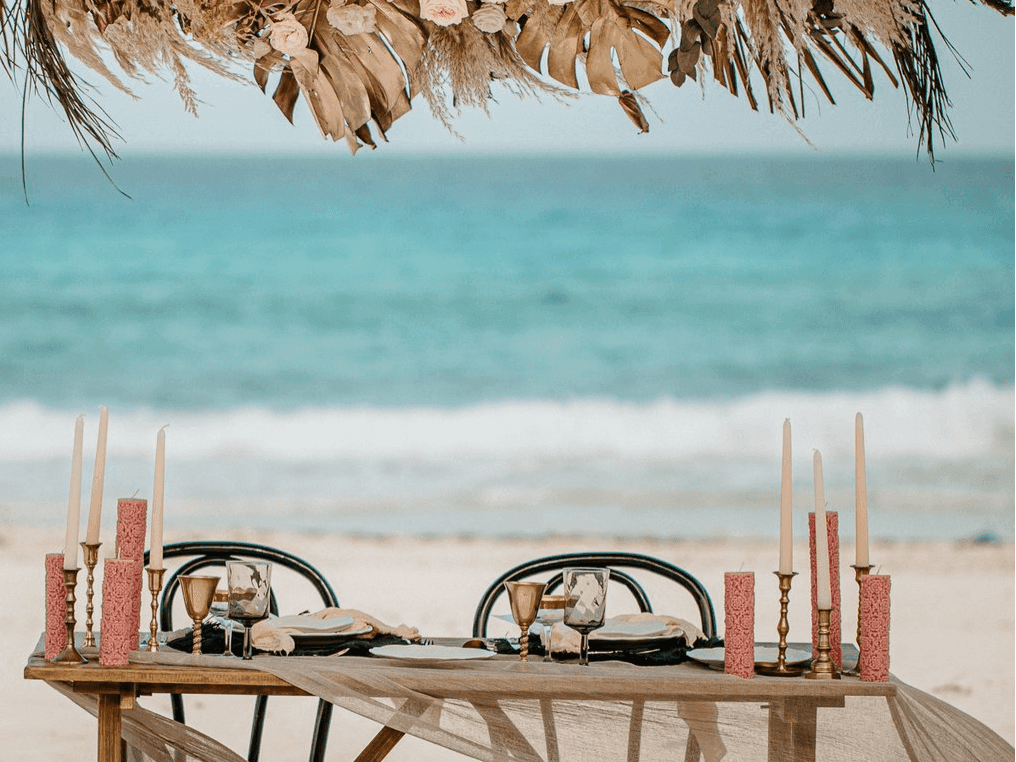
52,568,87,664
850,564,873,675
146,567,166,652
80,542,101,649
756,571,804,676
805,607,841,680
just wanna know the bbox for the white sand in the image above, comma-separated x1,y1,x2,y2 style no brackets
2,526,1012,760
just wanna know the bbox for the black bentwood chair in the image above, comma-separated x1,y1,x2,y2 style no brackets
472,551,717,641
143,541,340,762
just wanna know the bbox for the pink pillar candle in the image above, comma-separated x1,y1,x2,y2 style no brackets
859,574,891,682
100,558,139,666
45,553,67,659
809,511,842,668
115,498,148,649
724,572,755,679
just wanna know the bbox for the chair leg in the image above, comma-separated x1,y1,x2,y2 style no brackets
309,700,333,762
249,694,269,762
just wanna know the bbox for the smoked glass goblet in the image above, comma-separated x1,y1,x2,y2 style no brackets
226,561,272,660
563,568,609,666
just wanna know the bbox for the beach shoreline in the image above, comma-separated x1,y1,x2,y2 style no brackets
2,525,1012,759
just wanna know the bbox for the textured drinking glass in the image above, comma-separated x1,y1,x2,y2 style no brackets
226,561,272,660
563,568,609,666
537,595,566,662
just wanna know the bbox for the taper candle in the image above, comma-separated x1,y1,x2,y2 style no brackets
813,450,832,609
150,426,166,569
63,415,84,570
855,412,869,568
779,419,793,574
85,405,108,545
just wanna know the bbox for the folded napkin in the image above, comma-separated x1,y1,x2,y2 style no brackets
252,608,420,654
549,612,706,655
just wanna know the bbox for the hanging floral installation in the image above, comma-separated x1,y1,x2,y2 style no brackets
0,0,1011,160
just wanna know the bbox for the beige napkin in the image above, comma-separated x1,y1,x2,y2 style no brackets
251,607,421,654
548,612,705,654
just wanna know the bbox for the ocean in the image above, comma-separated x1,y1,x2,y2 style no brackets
0,154,1012,542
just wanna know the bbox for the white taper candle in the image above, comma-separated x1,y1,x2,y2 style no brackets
855,412,870,567
64,415,85,570
150,426,166,569
813,450,832,609
779,419,793,574
85,405,108,544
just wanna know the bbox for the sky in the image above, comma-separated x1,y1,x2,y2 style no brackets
0,1,1012,158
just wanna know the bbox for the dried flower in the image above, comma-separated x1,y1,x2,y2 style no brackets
327,2,378,34
250,38,273,59
419,0,469,26
471,4,506,33
547,0,571,5
269,12,309,56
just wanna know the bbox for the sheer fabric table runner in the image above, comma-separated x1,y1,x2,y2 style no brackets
25,640,1015,762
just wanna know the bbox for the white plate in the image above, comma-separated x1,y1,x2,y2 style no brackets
270,615,356,634
686,646,812,670
591,620,669,641
369,644,495,661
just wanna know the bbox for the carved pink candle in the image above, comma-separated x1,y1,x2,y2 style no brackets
100,558,137,666
724,572,754,679
45,553,67,659
859,574,891,682
115,498,148,649
809,510,842,668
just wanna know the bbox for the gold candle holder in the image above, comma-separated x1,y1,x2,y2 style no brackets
80,542,101,648
51,568,87,664
805,607,841,680
756,571,804,676
850,564,873,675
146,567,166,652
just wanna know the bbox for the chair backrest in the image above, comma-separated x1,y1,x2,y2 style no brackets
471,551,716,641
143,541,339,762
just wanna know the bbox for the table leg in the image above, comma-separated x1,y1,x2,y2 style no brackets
352,727,406,762
766,699,817,762
97,693,123,762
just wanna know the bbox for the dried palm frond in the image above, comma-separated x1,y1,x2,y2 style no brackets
0,0,1011,169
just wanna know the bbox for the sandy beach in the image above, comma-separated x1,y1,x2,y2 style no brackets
2,525,1012,760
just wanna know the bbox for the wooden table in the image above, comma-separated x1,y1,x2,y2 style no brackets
26,642,896,762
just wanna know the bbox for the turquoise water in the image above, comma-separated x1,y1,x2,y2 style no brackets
1,154,1012,541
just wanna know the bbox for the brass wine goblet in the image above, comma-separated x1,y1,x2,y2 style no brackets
504,581,546,662
179,575,220,655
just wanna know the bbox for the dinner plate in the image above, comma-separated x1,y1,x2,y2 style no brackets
369,644,496,661
271,615,356,634
686,646,812,670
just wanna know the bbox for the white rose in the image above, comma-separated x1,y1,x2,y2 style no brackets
327,2,378,34
269,12,309,56
419,0,468,26
471,4,506,33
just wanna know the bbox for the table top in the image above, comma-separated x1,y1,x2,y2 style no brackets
25,639,895,703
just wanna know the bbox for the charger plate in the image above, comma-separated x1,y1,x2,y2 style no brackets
370,644,495,662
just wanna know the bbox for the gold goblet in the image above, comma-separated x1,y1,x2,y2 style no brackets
179,575,220,655
504,581,546,662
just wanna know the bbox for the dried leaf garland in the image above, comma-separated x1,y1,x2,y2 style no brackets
0,0,1011,164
